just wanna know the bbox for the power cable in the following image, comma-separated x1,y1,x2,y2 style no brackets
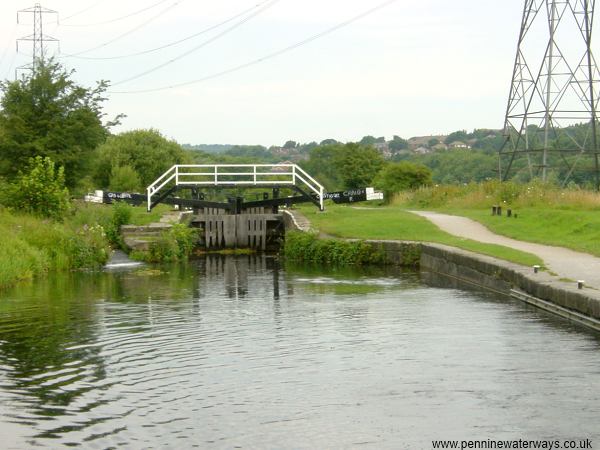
59,0,172,27
65,0,274,61
111,0,280,86
0,25,18,69
109,0,398,94
60,0,183,58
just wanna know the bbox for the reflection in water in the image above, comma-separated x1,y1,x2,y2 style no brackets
0,256,598,448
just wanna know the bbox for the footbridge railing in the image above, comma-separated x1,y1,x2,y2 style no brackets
147,164,324,211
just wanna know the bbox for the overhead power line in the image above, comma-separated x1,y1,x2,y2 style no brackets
65,0,274,61
109,0,398,94
111,0,281,87
60,0,183,58
60,0,172,27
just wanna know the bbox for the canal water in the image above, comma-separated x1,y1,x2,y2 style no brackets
0,256,598,449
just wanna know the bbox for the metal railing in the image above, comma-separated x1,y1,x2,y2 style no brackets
147,164,324,211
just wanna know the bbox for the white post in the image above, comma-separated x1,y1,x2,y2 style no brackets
147,187,151,212
175,165,179,185
292,165,296,184
253,165,257,184
214,165,218,185
320,186,324,211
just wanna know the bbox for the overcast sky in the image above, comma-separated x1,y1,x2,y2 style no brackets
0,0,586,146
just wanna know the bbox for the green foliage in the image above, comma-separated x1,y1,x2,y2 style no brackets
388,135,409,152
135,224,198,263
374,161,432,198
2,156,71,220
302,142,385,190
0,60,113,188
105,201,133,247
359,135,385,146
0,208,111,289
0,228,46,287
109,165,142,192
445,130,468,144
297,203,543,267
284,231,385,266
94,129,188,189
405,149,498,184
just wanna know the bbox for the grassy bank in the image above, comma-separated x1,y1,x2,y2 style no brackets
0,202,175,290
0,207,110,288
297,203,543,267
394,181,600,257
284,231,386,266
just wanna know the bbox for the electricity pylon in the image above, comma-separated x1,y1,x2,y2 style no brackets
499,0,600,189
16,3,59,78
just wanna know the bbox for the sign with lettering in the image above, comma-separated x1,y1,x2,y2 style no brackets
322,187,383,203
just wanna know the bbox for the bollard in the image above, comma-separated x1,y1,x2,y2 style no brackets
577,280,585,289
507,209,512,218
533,265,540,274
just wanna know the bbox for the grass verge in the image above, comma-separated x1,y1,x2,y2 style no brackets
297,203,543,267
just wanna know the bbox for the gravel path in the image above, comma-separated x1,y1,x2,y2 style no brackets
410,210,600,290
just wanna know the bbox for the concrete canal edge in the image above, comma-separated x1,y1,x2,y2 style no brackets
282,210,600,332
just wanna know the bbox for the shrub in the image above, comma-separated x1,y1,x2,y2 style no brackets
3,156,71,220
134,224,198,263
284,231,385,266
105,201,133,246
374,161,432,199
109,165,142,192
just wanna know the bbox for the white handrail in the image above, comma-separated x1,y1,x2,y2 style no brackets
146,164,324,211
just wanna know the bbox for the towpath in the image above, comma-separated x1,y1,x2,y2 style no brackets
410,211,600,290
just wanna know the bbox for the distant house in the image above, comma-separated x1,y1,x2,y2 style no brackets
373,142,392,158
414,146,432,155
408,135,448,150
432,143,448,151
448,141,471,149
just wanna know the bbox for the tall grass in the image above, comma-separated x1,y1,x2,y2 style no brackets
392,180,600,210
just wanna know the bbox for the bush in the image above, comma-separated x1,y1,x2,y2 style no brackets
105,201,133,247
374,161,432,199
134,223,198,263
3,156,71,220
109,165,142,192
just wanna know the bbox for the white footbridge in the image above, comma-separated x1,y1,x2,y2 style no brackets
147,164,325,211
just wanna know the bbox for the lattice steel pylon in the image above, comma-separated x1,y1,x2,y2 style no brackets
16,3,58,78
499,0,600,189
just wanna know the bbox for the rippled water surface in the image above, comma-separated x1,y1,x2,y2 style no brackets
0,256,599,449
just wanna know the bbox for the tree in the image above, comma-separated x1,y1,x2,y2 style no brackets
428,138,440,147
389,135,409,151
2,156,71,219
338,143,385,188
109,165,142,192
94,129,188,189
0,60,115,188
374,161,432,198
359,135,377,146
445,130,469,144
302,142,385,190
319,138,338,146
283,140,298,149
